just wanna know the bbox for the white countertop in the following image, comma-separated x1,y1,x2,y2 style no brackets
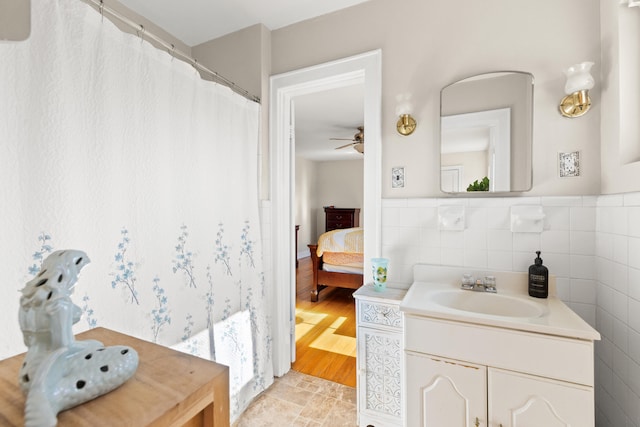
353,284,407,304
401,281,601,341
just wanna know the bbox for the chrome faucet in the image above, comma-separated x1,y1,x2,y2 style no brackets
460,274,497,293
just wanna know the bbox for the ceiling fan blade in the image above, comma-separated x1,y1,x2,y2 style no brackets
329,137,354,141
335,142,355,150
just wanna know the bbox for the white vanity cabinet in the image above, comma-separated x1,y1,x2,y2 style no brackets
404,315,597,427
489,368,594,426
405,352,486,426
354,285,407,427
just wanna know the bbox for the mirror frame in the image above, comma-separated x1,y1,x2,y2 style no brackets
439,71,534,195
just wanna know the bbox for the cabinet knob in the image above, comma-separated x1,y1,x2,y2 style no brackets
475,417,480,427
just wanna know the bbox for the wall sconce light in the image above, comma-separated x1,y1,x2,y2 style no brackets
559,61,595,118
396,114,417,136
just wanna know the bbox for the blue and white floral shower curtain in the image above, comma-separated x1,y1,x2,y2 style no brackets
0,0,272,419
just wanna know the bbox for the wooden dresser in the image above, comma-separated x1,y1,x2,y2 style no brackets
324,207,360,232
0,327,229,427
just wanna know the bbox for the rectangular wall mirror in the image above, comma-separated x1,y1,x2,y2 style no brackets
440,71,534,193
0,0,30,42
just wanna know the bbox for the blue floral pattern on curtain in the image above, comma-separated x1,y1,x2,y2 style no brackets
0,0,273,421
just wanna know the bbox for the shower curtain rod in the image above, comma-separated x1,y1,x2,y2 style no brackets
84,0,261,103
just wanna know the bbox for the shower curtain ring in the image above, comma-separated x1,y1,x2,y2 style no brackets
137,24,145,41
168,44,175,60
99,0,104,21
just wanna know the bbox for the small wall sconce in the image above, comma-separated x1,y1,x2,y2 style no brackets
396,114,417,136
559,61,595,118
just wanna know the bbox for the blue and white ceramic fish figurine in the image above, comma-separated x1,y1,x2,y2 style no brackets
18,250,138,427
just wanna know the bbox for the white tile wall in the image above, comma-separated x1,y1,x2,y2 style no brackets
596,192,640,427
379,192,640,427
381,196,598,311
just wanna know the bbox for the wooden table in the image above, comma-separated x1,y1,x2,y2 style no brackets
0,327,229,426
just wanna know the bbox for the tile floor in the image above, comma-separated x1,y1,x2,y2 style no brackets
233,370,357,426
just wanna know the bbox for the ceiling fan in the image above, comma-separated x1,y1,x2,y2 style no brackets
330,126,364,154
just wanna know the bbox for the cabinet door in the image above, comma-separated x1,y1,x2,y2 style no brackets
358,328,402,424
488,368,594,426
405,352,487,427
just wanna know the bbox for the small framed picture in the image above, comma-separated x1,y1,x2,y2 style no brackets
559,151,580,178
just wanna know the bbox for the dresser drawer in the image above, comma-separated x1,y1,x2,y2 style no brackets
326,211,349,221
324,207,360,232
358,300,403,330
326,219,352,230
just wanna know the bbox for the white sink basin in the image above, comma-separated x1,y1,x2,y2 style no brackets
430,290,547,318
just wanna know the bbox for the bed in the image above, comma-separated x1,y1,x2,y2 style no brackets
307,227,364,302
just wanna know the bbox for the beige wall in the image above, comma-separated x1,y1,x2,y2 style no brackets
313,160,364,239
271,0,602,197
0,0,30,41
295,157,318,255
188,0,640,197
295,158,364,253
193,24,265,101
441,151,487,191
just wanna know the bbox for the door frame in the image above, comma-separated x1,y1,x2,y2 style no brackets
269,50,382,376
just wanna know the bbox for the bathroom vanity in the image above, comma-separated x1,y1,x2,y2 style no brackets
400,265,600,427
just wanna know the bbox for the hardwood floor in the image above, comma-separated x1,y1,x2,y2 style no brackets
293,257,357,387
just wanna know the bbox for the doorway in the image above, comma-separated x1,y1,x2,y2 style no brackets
292,83,364,386
269,50,382,377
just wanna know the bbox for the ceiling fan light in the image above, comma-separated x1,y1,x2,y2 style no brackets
354,143,364,154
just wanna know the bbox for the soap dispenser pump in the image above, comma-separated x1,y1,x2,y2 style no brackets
528,251,549,298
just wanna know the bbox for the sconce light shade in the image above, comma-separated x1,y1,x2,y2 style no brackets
396,114,417,136
563,62,594,94
559,61,594,118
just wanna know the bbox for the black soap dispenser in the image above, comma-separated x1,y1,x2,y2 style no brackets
528,251,549,298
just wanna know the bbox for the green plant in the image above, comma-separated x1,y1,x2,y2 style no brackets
467,176,490,191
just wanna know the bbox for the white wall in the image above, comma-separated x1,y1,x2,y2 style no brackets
594,192,640,427
295,158,363,254
295,157,318,256
313,160,364,239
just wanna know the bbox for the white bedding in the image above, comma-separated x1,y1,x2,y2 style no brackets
322,263,363,274
316,227,364,256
